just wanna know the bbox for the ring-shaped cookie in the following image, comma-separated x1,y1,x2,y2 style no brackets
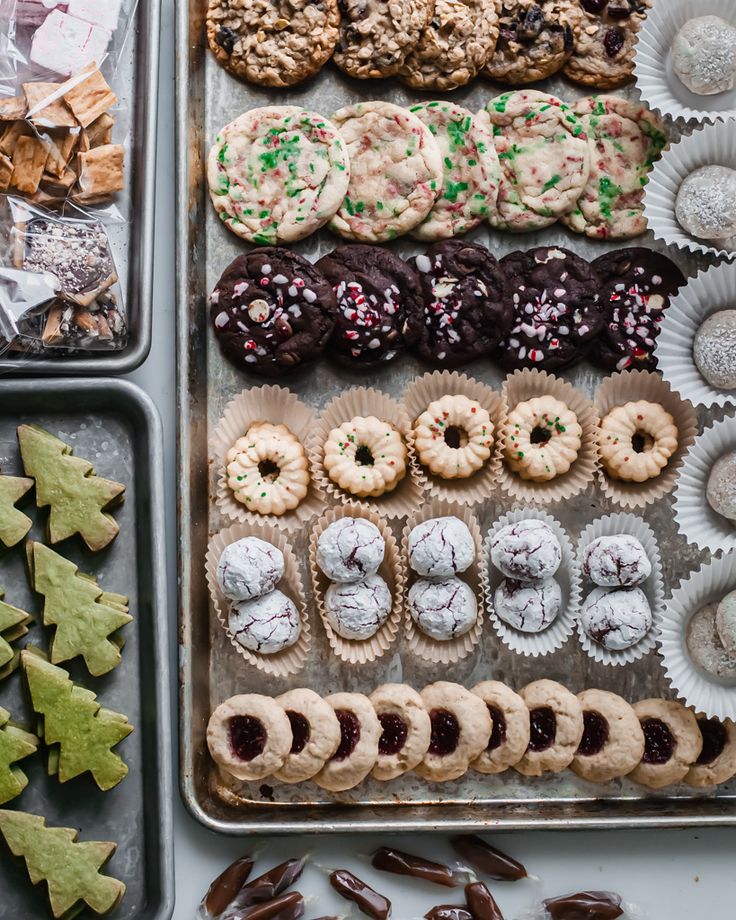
413,395,494,480
471,680,530,775
514,680,584,777
686,717,736,788
273,689,342,784
313,692,381,792
226,422,309,515
369,684,432,781
571,689,645,784
415,682,492,782
207,694,292,781
628,699,702,789
599,401,678,483
504,396,582,483
323,416,407,498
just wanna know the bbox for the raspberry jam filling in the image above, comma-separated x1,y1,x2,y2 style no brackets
487,706,507,752
696,718,727,766
334,710,361,761
378,713,409,756
641,718,675,765
355,445,374,466
577,710,610,757
428,709,461,756
228,715,267,762
528,707,557,753
286,711,310,755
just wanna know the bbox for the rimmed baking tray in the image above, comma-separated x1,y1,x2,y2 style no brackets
0,379,174,919
176,0,736,833
0,0,162,376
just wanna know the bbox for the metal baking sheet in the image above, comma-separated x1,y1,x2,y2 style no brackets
176,0,736,833
0,0,162,376
0,379,174,918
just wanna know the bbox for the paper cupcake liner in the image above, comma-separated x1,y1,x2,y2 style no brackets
308,387,424,520
594,370,698,510
205,522,311,677
308,505,404,665
674,417,736,554
482,508,580,658
211,385,325,531
401,371,506,506
401,499,485,664
656,261,736,410
644,120,736,260
576,513,666,667
499,369,599,506
634,0,736,125
659,551,736,721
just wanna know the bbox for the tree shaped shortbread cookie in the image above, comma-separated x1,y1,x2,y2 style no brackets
0,471,33,548
22,651,133,791
0,810,126,918
0,590,32,680
30,543,132,677
18,425,125,552
0,707,38,805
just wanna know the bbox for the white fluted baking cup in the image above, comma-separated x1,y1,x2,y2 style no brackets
659,551,736,721
635,0,736,125
673,417,736,554
482,508,580,658
205,522,311,677
576,513,665,667
644,120,736,260
656,261,736,409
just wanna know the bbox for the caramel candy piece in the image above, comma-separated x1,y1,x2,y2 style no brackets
201,855,255,916
424,908,473,920
63,66,117,129
450,836,526,882
77,143,124,196
543,891,623,920
11,136,48,194
371,847,461,888
329,870,391,920
466,882,504,920
227,859,306,912
238,892,305,920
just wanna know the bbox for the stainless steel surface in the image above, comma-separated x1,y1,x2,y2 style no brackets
0,0,162,376
176,0,736,833
0,379,174,918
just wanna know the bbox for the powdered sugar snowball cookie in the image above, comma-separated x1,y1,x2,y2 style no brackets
582,534,651,588
515,679,584,776
206,0,339,87
313,692,381,792
494,578,562,633
333,0,433,79
693,311,736,390
580,586,652,651
207,694,293,781
672,16,736,96
407,516,475,578
629,699,702,789
571,688,645,784
228,589,301,654
216,536,285,602
273,688,342,784
707,452,736,523
207,107,349,244
317,517,385,583
471,680,531,775
398,0,500,92
490,518,562,583
484,90,589,233
563,96,668,241
369,683,432,780
324,575,392,640
686,602,736,681
716,590,736,654
409,101,501,241
415,682,493,782
675,166,736,243
408,576,478,641
330,102,443,243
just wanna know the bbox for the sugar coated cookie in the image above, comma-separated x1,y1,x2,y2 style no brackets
686,602,736,681
675,166,736,243
324,575,392,640
317,516,385,583
229,589,301,654
672,16,736,96
582,534,651,588
706,452,736,523
491,518,562,582
216,536,285,602
408,577,478,641
580,586,652,651
694,311,736,390
494,578,562,633
407,516,475,578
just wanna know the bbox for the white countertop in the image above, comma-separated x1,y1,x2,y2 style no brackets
132,3,736,916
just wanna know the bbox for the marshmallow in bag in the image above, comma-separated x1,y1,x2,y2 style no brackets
30,9,111,76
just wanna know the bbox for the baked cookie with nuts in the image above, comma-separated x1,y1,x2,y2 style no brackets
206,0,340,87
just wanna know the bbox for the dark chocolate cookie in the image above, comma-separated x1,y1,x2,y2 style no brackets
210,248,335,376
589,248,686,372
406,240,512,367
497,246,604,371
316,245,422,367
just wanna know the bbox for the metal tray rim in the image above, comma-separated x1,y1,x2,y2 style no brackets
0,377,175,919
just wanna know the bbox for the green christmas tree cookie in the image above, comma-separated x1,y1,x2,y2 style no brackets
31,543,132,677
22,651,133,791
18,424,125,552
0,589,32,680
0,707,38,805
0,470,33,548
0,810,126,918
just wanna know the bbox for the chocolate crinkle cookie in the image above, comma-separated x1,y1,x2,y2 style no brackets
210,248,335,376
316,245,422,367
582,534,651,588
406,240,512,367
580,585,652,651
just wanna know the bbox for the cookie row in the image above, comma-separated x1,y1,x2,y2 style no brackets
210,242,684,378
207,93,667,248
206,679,736,793
206,0,649,91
